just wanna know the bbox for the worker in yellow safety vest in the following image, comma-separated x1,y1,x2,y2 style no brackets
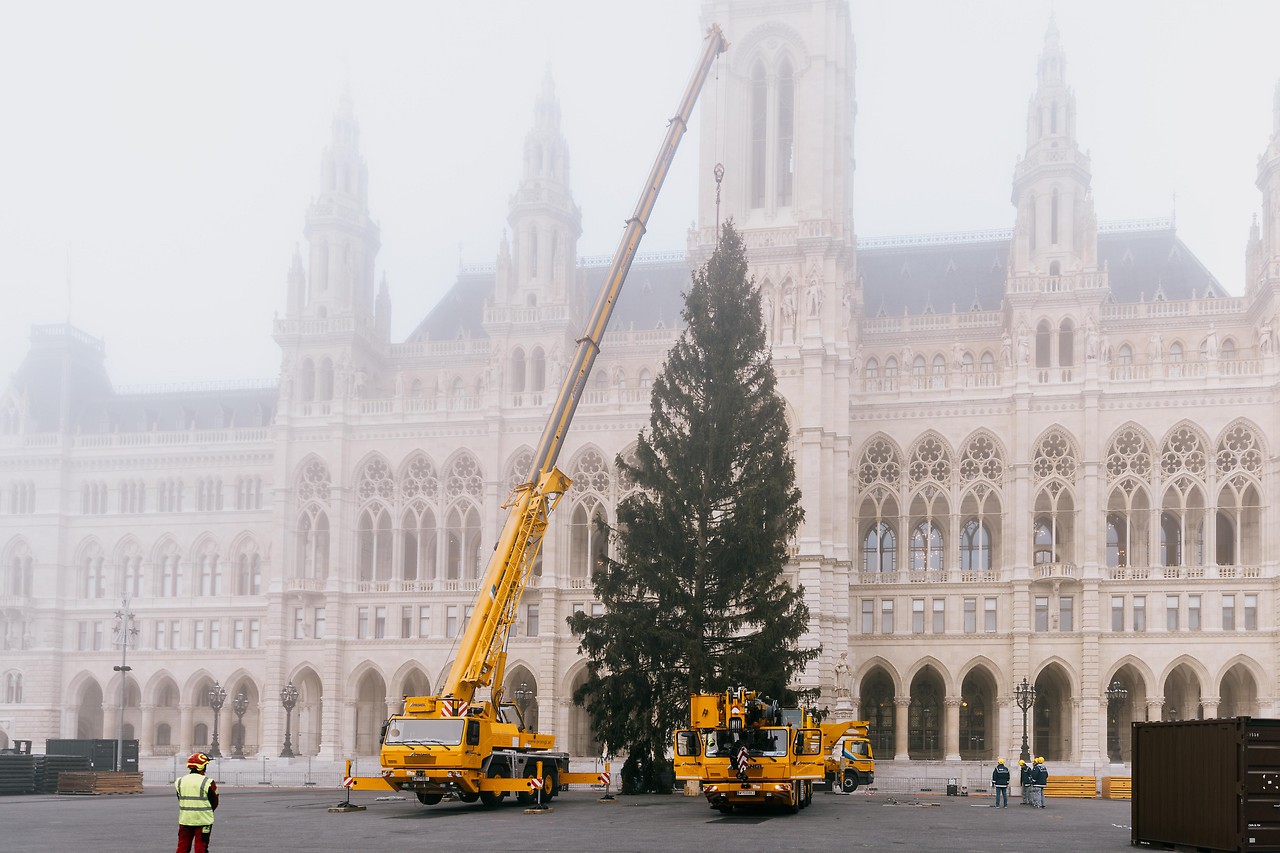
175,751,219,853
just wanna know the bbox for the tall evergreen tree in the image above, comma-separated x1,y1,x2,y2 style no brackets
568,223,816,792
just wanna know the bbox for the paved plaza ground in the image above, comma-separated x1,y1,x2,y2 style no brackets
0,785,1143,853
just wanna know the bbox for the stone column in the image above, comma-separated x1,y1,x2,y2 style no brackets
140,704,155,756
894,697,911,761
62,704,79,739
178,704,194,753
944,696,963,761
102,703,118,743
1201,696,1221,719
340,700,357,756
1145,698,1165,722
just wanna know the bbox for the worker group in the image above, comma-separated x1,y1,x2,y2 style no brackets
989,757,1049,808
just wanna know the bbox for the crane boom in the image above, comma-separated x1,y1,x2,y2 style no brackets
442,24,728,700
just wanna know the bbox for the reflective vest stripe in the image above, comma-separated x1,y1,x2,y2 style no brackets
176,773,215,826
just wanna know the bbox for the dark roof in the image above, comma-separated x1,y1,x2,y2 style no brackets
7,324,276,434
857,227,1222,316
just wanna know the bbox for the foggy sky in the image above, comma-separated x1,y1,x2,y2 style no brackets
3,0,1279,387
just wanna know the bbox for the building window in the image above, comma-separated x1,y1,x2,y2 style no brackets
861,599,874,634
591,602,604,617
418,606,430,638
4,672,23,704
357,607,370,640
775,58,794,206
880,599,894,634
960,520,991,571
963,598,976,633
93,621,104,650
1245,594,1258,631
1111,596,1124,631
1223,595,1236,631
912,598,925,634
1133,596,1146,632
1034,596,1049,632
314,607,326,639
153,622,165,651
374,606,386,639
910,521,944,572
232,619,245,649
1059,596,1073,632
1188,595,1201,631
1166,595,1179,631
194,621,206,649
206,620,216,649
401,606,413,639
526,604,540,637
749,60,767,207
862,523,896,574
446,606,458,639
983,597,997,632
932,598,945,633
249,618,260,648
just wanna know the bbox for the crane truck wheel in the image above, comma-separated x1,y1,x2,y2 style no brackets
458,791,480,803
545,765,560,800
415,791,443,806
842,772,858,793
516,763,538,805
480,767,509,807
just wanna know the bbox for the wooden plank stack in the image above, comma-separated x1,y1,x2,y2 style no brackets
56,771,145,795
1100,776,1132,799
1045,775,1097,798
0,755,37,795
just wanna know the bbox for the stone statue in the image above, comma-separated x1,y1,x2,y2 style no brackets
394,370,405,398
1204,323,1219,361
840,286,852,333
1085,316,1099,360
834,652,852,699
851,345,863,377
1016,325,1030,365
806,279,823,316
952,341,967,371
761,288,774,331
782,288,797,330
1148,332,1163,363
1262,318,1275,355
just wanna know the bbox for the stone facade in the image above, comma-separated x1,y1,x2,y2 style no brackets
0,1,1277,770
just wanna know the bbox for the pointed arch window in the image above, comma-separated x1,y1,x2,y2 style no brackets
1058,319,1074,367
510,349,526,394
775,58,794,207
1033,518,1056,565
1036,321,1053,368
960,520,991,571
569,499,609,579
530,347,546,392
236,551,262,595
401,505,437,582
357,506,393,582
911,521,944,572
750,61,767,208
1106,514,1128,568
296,506,330,580
862,522,896,574
445,504,482,580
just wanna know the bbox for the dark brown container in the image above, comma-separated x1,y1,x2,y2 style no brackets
1133,717,1280,852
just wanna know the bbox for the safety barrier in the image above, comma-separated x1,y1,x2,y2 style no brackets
1045,775,1097,798
1100,776,1131,800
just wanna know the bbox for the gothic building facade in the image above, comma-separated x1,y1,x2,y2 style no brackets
1,0,1277,770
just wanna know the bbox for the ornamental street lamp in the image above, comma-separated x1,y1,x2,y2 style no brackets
1105,680,1129,763
1014,677,1037,764
208,682,227,759
514,681,533,728
231,690,249,759
280,682,299,758
112,600,139,772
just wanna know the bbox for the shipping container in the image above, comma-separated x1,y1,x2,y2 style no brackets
1133,718,1280,853
44,739,138,772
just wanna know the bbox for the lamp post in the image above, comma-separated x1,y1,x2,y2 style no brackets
514,681,533,728
231,690,249,759
1105,680,1129,763
111,600,138,772
208,682,227,759
280,682,299,758
1014,677,1037,764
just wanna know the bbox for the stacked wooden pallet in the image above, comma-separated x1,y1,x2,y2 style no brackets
35,755,91,794
0,755,37,795
56,771,145,795
1045,775,1097,798
1100,776,1131,800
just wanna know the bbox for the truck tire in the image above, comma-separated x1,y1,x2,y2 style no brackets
480,766,508,807
842,772,858,793
415,791,443,806
787,781,800,814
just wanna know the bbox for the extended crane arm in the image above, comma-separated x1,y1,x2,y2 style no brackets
440,25,729,701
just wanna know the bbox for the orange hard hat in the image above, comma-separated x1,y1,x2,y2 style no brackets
187,752,210,770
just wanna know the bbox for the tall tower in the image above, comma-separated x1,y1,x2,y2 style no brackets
1008,20,1099,278
695,0,859,699
1248,80,1280,293
495,70,582,310
276,91,388,407
301,89,381,320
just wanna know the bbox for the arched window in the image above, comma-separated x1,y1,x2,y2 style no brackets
1035,321,1053,368
569,500,609,578
638,369,653,390
357,506,393,582
236,552,262,595
4,672,22,703
1033,518,1056,565
749,60,767,208
401,505,437,582
318,358,334,401
1106,514,1128,568
1159,511,1183,567
530,347,546,392
910,521,944,572
445,504,481,580
1058,318,1074,367
931,354,947,388
296,506,330,580
960,520,990,571
775,58,794,207
155,723,171,746
884,357,898,379
979,352,995,375
510,349,526,394
862,523,896,573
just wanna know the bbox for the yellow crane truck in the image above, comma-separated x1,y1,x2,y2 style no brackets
345,23,729,808
673,689,865,814
824,723,875,792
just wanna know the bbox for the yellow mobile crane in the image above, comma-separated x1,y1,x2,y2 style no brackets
674,689,867,814
347,24,728,808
